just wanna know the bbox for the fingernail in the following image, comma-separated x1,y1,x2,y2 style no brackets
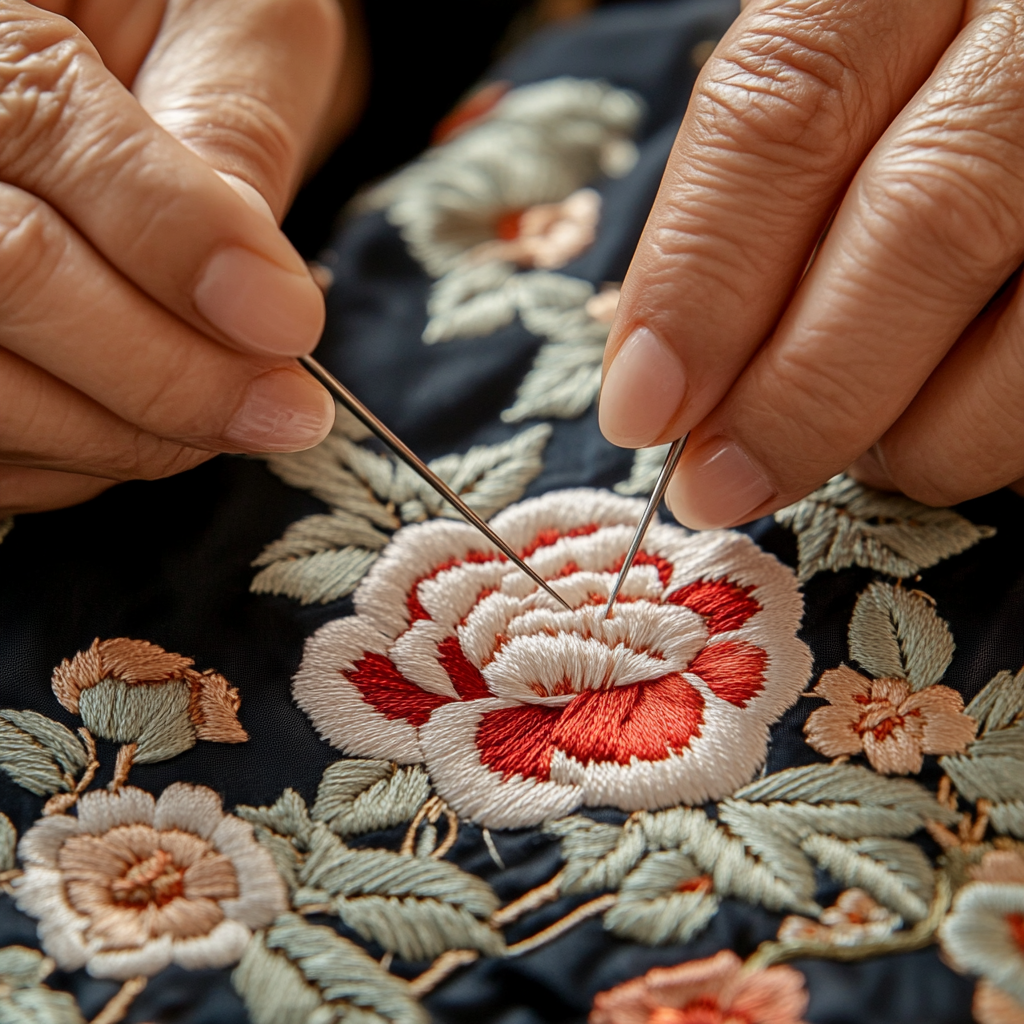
223,368,335,451
666,437,775,529
194,247,325,356
599,326,686,447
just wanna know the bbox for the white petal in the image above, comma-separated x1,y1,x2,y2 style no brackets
211,816,287,928
293,616,423,762
389,619,460,697
415,559,513,629
87,935,174,980
17,816,80,867
154,783,224,840
173,919,251,971
76,786,155,834
488,489,646,550
420,699,582,828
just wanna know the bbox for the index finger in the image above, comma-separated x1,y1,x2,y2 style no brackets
598,0,963,449
0,2,324,357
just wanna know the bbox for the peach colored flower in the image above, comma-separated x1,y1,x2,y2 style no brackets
589,950,809,1024
803,665,976,775
777,888,900,946
15,784,286,979
52,638,247,753
974,980,1024,1024
475,188,601,269
971,848,1024,885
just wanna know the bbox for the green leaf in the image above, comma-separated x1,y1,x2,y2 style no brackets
964,668,1024,734
300,827,498,918
253,512,392,565
848,582,954,690
236,789,314,847
332,895,505,960
638,807,817,915
251,548,381,605
774,475,995,582
0,714,73,796
0,711,86,777
800,835,933,923
0,947,84,1024
234,915,425,1024
941,723,1024,804
602,850,720,945
989,801,1024,838
545,816,646,895
0,947,52,988
0,813,15,872
312,762,430,838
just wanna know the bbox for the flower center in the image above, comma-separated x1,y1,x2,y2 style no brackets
677,875,713,894
1007,912,1024,952
649,998,727,1024
110,849,185,908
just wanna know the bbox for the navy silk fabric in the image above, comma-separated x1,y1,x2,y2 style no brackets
1,4,1022,1022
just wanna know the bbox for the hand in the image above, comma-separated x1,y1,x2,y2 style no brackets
0,0,363,516
599,0,1024,528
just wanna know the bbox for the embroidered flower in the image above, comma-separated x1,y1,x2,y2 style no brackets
14,784,286,979
294,489,811,828
972,848,1024,884
939,873,1024,1008
51,638,247,760
974,980,1024,1024
589,949,809,1024
777,888,900,945
803,665,975,775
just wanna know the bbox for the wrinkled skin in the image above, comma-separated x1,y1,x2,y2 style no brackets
600,0,1024,528
0,0,367,515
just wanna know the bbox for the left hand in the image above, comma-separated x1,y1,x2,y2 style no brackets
598,0,1024,528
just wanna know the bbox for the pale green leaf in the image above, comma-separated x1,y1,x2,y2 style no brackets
0,988,85,1024
313,762,430,838
941,723,1024,803
0,947,52,988
545,816,646,895
236,789,314,847
989,801,1024,838
848,582,954,690
0,813,15,872
965,668,1024,734
614,445,670,496
253,512,391,565
774,475,995,581
0,714,72,796
251,548,380,605
0,711,85,777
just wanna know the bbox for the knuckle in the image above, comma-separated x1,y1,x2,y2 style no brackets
0,185,64,309
0,9,95,165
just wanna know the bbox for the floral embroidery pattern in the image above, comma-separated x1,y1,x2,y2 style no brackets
589,950,809,1024
804,582,976,774
294,489,812,827
14,784,286,979
777,888,900,946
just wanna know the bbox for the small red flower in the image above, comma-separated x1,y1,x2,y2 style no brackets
294,490,811,827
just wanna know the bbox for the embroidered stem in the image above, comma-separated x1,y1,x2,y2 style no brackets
745,873,952,971
109,743,137,791
482,828,505,869
401,796,443,856
505,894,617,958
0,868,22,895
89,975,147,1024
408,949,480,997
431,805,459,860
380,952,394,972
43,728,99,816
490,871,565,927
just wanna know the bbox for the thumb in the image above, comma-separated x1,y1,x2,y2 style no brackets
133,0,346,221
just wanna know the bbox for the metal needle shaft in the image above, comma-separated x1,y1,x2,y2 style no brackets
602,434,689,620
300,355,572,611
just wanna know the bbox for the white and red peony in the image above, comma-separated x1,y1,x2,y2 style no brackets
294,490,812,828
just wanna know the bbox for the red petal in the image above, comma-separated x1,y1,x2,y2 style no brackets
345,653,451,727
667,577,760,634
431,80,510,145
551,674,704,765
476,704,562,781
688,641,767,707
437,636,490,700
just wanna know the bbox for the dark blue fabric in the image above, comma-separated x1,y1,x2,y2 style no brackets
0,3,1020,1022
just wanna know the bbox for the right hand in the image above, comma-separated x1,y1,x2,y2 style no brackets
0,0,357,516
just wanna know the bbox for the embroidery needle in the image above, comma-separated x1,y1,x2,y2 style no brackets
299,355,573,611
602,433,688,620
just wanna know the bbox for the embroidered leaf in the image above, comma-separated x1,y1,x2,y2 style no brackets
774,475,995,582
237,789,314,847
989,801,1024,838
0,813,15,872
299,826,499,918
253,512,392,564
234,915,426,1024
0,711,86,777
638,807,818,915
251,547,382,605
615,445,671,496
800,834,934,923
964,667,1024,734
602,850,720,945
941,668,1024,806
313,761,431,838
848,582,955,690
332,895,505,961
545,816,646,895
422,261,518,343
501,274,607,423
0,712,81,797
0,946,84,1024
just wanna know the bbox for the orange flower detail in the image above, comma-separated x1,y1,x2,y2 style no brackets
52,638,247,744
590,950,809,1024
777,888,900,946
803,665,975,775
971,848,1024,886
